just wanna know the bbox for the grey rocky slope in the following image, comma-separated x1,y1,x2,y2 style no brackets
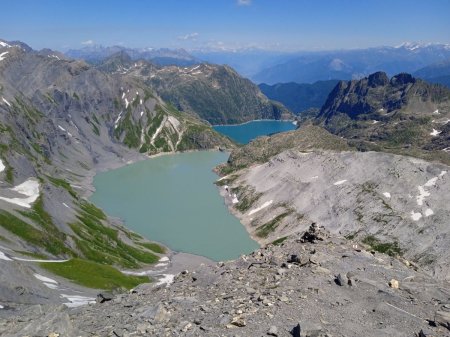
219,149,450,280
2,225,450,336
97,53,292,124
0,39,233,304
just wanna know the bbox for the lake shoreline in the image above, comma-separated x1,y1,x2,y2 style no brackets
211,118,296,127
75,150,226,284
76,119,297,283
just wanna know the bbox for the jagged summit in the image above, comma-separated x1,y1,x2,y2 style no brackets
319,71,449,120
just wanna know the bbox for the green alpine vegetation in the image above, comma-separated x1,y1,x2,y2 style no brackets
40,259,149,290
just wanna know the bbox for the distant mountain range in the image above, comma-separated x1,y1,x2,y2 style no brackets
258,80,339,114
413,58,450,88
193,43,450,84
252,43,450,84
66,45,199,67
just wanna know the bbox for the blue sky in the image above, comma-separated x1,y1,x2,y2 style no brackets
1,0,449,51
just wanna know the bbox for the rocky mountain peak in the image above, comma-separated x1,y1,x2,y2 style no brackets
319,71,448,121
367,71,389,87
390,72,416,86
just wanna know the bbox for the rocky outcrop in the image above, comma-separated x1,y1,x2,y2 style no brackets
315,72,450,166
2,226,450,336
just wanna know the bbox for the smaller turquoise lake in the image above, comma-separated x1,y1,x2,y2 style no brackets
213,120,297,144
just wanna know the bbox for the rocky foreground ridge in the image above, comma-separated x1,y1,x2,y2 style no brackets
2,225,450,336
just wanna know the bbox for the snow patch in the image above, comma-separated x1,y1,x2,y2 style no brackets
333,180,347,186
0,305,3,309
430,129,441,136
0,178,40,208
160,256,169,262
232,193,239,204
154,262,168,268
0,51,9,61
61,294,96,308
424,208,434,217
0,251,12,261
0,41,11,48
122,270,152,276
439,170,447,177
433,109,439,114
2,97,11,107
411,211,422,221
63,202,70,208
124,98,129,109
248,200,273,216
383,192,391,198
372,120,379,124
114,111,123,129
34,273,58,284
44,282,59,289
58,125,66,132
155,274,175,287
140,111,144,117
140,99,143,105
0,159,5,173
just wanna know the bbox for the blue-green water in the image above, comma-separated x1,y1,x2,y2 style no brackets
90,151,259,261
213,120,297,144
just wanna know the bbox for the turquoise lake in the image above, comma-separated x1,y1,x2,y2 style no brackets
90,151,259,261
213,120,297,144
